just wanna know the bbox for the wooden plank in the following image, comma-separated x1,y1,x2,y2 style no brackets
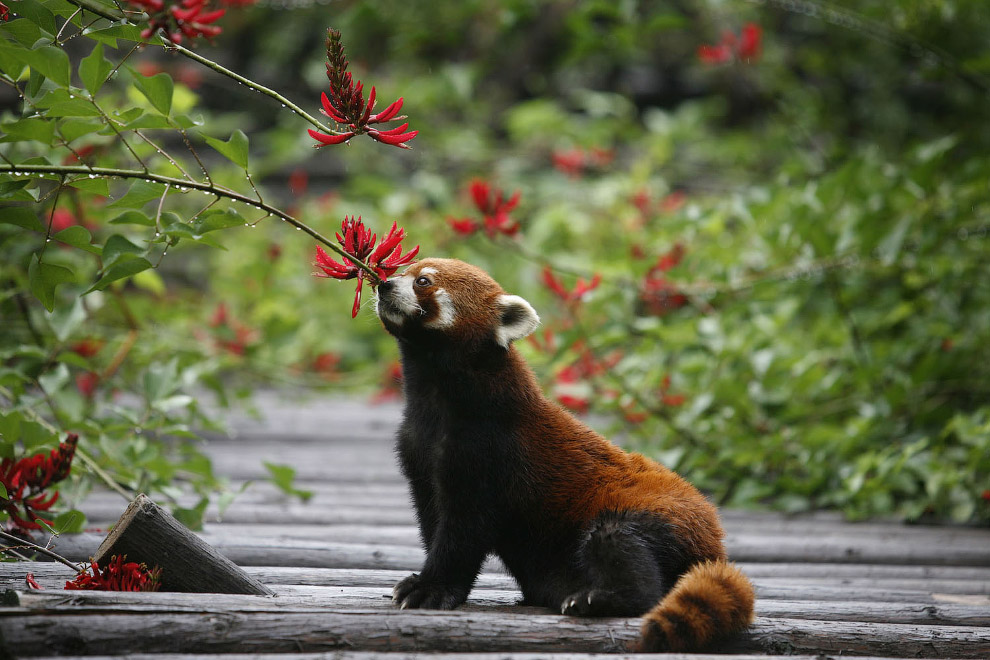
12,563,990,607
1,607,987,657
8,587,990,626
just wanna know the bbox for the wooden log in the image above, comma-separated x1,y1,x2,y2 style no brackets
8,587,990,627
92,494,272,595
13,655,962,660
1,607,988,657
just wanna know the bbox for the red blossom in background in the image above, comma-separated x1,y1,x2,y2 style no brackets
309,28,417,150
208,303,259,355
551,147,614,178
542,267,602,306
65,555,162,592
640,243,689,316
0,2,9,21
70,338,104,358
1,434,78,533
451,180,521,238
371,361,404,404
659,373,687,407
75,372,100,398
698,22,763,65
313,216,419,318
128,0,226,43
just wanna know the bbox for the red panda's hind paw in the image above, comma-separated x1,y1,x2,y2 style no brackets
392,573,467,610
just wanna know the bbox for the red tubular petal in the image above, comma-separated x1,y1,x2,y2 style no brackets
369,97,403,123
308,129,354,146
351,279,364,318
321,92,348,123
368,129,418,148
196,8,225,23
374,122,410,136
360,86,376,126
503,190,521,213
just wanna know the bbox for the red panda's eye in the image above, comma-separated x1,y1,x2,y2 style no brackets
415,276,431,287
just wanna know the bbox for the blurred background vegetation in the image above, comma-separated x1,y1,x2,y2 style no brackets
2,0,988,528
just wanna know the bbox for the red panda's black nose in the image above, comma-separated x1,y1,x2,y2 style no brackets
378,279,395,295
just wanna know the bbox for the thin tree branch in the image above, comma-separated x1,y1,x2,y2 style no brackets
0,163,382,283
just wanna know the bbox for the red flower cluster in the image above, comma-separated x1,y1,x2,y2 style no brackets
313,216,419,318
554,344,623,414
309,29,417,150
1,434,78,532
551,147,614,178
449,180,521,238
208,303,259,356
698,22,762,65
640,243,689,316
542,267,602,306
65,555,162,592
0,2,8,21
128,0,225,43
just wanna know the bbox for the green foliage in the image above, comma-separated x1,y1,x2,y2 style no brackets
1,0,988,528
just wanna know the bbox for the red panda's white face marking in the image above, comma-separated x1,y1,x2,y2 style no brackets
375,258,539,348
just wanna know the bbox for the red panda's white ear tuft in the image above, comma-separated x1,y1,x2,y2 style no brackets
495,294,540,348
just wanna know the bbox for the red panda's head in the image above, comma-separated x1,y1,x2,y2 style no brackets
375,258,540,349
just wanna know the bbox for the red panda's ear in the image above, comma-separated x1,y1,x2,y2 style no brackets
495,294,540,348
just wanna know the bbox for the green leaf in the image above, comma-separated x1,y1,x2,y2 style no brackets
1,18,46,47
0,207,44,231
53,225,101,254
52,509,86,534
46,298,87,342
190,208,245,236
0,180,39,203
122,112,173,131
18,45,71,88
132,268,166,296
29,254,76,312
79,42,113,95
0,482,6,499
106,180,167,209
36,89,100,117
66,176,110,197
101,233,144,267
172,497,208,530
204,130,249,169
82,23,157,48
14,0,58,34
86,257,152,293
0,117,55,145
133,71,173,116
263,462,314,502
59,118,104,143
109,210,155,226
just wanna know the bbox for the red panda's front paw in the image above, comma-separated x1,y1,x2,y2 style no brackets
392,574,467,610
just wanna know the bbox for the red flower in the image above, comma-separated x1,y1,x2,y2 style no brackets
65,555,162,592
0,2,9,21
309,29,417,150
552,149,585,178
556,394,589,414
1,434,78,532
660,191,687,214
208,303,259,355
129,0,225,43
640,244,689,316
70,338,103,358
25,574,44,590
75,372,99,398
448,217,479,237
542,267,602,305
288,168,308,197
311,352,340,377
313,216,419,318
659,373,687,407
467,179,521,238
51,209,78,232
698,22,762,65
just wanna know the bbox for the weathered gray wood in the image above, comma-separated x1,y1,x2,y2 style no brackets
8,587,990,626
92,495,272,595
2,607,988,657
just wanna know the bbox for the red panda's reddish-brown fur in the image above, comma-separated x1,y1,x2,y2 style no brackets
374,258,755,652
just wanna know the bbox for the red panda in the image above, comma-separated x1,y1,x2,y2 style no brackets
375,257,754,652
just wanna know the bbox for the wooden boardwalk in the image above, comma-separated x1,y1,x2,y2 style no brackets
2,393,989,658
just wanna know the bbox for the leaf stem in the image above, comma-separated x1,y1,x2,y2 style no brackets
0,529,83,573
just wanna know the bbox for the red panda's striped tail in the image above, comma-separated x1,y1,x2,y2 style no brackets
638,559,755,652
